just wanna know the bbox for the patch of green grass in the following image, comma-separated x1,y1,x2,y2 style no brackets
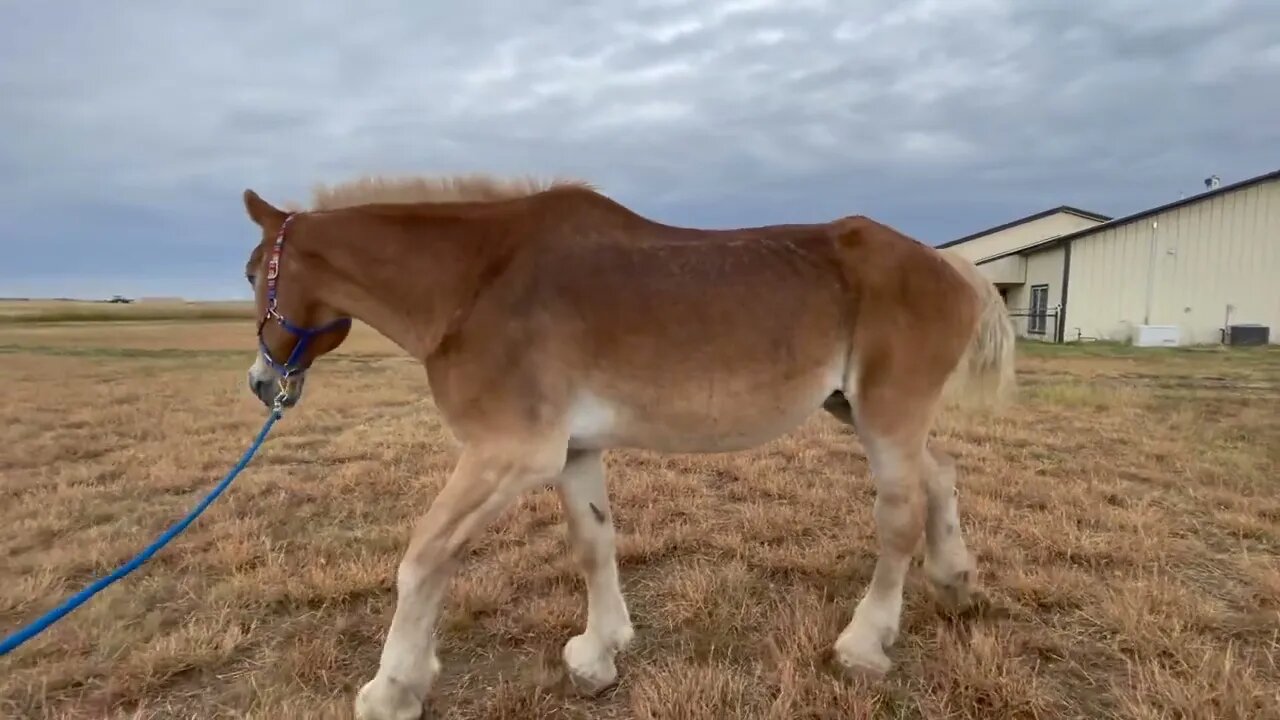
1018,338,1280,362
1025,381,1127,409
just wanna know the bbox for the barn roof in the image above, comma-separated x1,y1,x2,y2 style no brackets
976,166,1280,266
936,205,1111,250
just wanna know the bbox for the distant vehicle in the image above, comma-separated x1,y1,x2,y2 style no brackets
107,295,134,304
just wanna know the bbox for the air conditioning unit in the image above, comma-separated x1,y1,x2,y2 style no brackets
1227,324,1270,346
1134,324,1181,347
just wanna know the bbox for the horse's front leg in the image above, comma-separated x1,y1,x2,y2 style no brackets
355,441,567,720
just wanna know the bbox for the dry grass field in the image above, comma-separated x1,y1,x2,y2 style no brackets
2,309,1278,719
0,299,254,325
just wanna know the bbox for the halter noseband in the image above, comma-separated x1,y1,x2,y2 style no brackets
256,213,352,378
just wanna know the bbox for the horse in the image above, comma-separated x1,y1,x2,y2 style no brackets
240,173,1016,720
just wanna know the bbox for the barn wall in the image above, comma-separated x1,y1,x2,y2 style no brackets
1005,247,1065,341
1064,178,1280,344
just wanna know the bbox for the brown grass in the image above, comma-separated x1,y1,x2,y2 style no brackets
2,319,1278,719
0,300,255,325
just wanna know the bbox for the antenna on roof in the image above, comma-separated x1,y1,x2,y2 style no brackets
1204,174,1220,190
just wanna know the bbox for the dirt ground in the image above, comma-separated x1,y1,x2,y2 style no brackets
2,318,1278,719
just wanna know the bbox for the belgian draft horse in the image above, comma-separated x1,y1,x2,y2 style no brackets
240,174,1016,719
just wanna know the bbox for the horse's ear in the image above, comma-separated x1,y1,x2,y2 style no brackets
243,189,286,229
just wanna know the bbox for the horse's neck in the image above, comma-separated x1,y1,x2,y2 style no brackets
310,210,509,360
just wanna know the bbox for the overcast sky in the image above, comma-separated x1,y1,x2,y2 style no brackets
2,0,1277,299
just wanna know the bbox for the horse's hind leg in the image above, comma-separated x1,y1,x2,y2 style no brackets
832,427,928,674
831,366,943,676
921,446,976,610
825,389,976,612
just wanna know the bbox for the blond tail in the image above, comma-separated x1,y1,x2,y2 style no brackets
938,250,1018,410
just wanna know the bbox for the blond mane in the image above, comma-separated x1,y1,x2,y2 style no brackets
300,173,596,211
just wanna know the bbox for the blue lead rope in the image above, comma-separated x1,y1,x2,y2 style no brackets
0,410,282,657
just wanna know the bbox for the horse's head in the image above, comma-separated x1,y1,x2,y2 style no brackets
242,189,352,412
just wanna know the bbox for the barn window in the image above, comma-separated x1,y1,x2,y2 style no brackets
1029,284,1049,335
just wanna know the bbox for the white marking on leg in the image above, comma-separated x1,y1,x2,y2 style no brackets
356,444,566,720
835,435,925,676
556,449,633,694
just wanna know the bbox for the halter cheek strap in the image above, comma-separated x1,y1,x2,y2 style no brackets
256,214,352,378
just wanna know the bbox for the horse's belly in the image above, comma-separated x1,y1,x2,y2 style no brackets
565,357,846,454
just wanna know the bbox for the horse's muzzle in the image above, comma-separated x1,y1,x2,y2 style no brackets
249,373,304,409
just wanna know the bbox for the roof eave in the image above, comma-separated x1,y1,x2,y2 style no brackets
936,205,1111,249
974,167,1280,266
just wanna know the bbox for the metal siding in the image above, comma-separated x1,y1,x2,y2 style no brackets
1064,178,1280,344
947,212,1103,264
1005,247,1064,340
1067,219,1153,342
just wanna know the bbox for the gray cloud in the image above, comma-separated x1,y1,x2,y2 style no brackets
1,0,1277,297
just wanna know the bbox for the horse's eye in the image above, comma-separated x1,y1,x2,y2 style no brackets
246,273,257,287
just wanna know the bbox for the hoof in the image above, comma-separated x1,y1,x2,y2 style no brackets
563,634,620,696
355,675,427,720
833,637,892,680
832,626,894,681
929,568,976,612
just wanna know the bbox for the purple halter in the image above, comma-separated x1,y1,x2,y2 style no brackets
256,214,351,378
